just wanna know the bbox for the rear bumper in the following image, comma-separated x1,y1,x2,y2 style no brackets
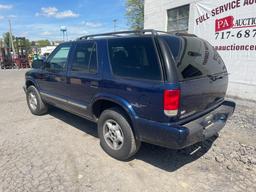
135,100,235,149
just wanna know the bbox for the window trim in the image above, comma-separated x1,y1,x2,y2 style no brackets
69,41,99,75
107,36,165,83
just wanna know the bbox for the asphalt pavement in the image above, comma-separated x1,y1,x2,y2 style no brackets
0,69,255,192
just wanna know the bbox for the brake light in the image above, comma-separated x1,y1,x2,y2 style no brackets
164,89,180,116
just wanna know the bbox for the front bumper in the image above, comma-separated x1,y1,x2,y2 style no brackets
135,100,236,149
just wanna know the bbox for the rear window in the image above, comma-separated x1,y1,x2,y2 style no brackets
162,36,227,81
108,37,162,81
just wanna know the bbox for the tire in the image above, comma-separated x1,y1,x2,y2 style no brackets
98,108,141,160
26,86,48,115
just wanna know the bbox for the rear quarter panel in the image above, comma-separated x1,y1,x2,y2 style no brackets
98,39,178,123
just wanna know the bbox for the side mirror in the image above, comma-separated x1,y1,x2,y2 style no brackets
32,59,44,69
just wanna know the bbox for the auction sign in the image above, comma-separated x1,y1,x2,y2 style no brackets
192,0,256,84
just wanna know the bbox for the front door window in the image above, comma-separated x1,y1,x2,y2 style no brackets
46,45,71,72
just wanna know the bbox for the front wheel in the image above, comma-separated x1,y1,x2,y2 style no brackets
26,86,48,115
98,108,141,160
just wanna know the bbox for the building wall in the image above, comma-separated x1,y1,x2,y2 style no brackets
144,0,256,101
144,0,198,31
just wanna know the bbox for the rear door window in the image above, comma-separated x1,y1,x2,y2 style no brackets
71,42,97,73
108,37,162,81
162,36,227,81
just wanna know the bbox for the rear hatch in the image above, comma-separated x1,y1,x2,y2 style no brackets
161,35,228,119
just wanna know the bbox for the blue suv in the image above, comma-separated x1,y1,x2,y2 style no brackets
24,30,235,160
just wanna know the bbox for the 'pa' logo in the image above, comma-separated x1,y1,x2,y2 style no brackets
215,16,234,32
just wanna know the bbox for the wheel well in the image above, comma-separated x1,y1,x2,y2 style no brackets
26,80,35,88
92,100,133,125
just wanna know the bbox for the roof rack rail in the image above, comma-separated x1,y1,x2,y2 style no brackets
77,29,197,40
78,29,166,40
175,32,197,37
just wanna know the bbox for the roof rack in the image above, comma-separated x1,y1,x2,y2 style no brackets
78,29,166,40
77,29,197,40
175,32,197,37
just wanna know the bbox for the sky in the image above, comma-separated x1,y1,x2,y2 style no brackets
0,0,128,41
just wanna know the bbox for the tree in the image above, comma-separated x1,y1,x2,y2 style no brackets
2,32,33,55
36,40,51,47
3,32,15,48
15,37,32,54
126,0,144,30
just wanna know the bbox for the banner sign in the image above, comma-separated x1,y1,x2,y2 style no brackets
192,0,256,85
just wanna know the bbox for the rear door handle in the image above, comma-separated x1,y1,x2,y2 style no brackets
59,76,66,81
90,81,99,88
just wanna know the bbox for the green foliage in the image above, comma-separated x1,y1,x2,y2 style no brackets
15,38,32,53
36,40,51,47
126,0,144,30
3,32,15,48
2,32,51,55
2,32,32,53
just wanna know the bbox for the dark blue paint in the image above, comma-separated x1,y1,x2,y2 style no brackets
25,35,235,149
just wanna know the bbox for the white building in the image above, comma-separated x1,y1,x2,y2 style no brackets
40,46,56,56
145,0,256,101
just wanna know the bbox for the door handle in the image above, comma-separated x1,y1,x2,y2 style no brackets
60,77,66,81
90,81,99,88
44,74,51,80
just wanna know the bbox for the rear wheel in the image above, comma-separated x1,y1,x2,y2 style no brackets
98,108,140,160
26,86,48,115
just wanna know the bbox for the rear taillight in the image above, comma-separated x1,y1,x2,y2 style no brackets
164,89,180,117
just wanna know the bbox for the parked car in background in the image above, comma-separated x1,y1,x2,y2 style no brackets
23,30,235,160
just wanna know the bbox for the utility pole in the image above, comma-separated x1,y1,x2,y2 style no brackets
113,19,117,32
0,39,3,48
8,19,16,56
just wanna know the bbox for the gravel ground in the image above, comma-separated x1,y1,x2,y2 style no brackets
0,69,255,192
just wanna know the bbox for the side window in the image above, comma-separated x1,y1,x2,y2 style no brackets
108,37,162,81
71,42,97,73
46,45,71,72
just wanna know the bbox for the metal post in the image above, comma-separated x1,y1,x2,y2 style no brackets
8,19,16,56
60,26,67,42
0,39,3,48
